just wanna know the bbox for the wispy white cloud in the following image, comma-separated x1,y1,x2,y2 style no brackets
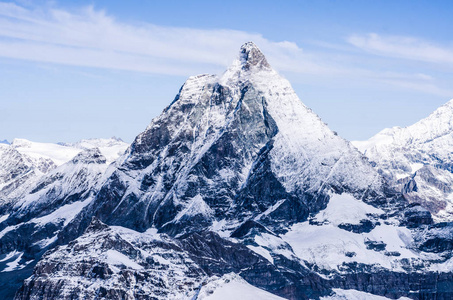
348,33,453,65
0,2,326,75
0,2,451,97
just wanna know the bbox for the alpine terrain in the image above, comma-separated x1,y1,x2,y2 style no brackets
1,43,452,299
353,100,453,222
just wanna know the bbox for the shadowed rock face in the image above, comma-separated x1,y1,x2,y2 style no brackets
6,43,453,300
16,218,330,300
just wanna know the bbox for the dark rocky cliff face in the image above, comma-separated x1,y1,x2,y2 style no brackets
6,43,453,299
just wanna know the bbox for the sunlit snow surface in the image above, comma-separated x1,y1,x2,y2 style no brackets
198,273,285,300
312,193,383,226
274,193,451,274
322,289,412,300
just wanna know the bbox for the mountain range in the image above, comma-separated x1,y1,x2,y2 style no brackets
1,43,452,299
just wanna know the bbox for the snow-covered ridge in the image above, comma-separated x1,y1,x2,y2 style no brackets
10,137,129,166
355,99,453,151
10,138,82,167
0,137,128,202
353,98,453,222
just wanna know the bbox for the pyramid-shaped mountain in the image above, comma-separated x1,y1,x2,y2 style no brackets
65,42,392,239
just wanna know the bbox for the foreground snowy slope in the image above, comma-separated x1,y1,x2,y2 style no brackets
197,273,287,300
353,99,453,221
6,43,453,299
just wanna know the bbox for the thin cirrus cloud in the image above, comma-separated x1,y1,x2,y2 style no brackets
348,33,453,65
0,2,324,76
0,2,451,97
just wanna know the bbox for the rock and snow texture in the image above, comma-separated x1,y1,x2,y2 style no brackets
16,218,291,300
0,137,128,206
0,138,128,297
15,219,205,300
281,193,450,275
353,99,453,222
72,41,388,242
3,43,453,300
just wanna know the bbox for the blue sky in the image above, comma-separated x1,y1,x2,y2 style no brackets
1,0,453,143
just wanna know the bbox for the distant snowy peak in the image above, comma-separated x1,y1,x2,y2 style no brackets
66,137,126,149
0,139,9,145
9,137,128,166
10,138,81,167
354,98,453,152
353,98,453,222
65,137,128,164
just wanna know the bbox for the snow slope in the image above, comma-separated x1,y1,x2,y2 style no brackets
322,289,411,300
198,273,286,300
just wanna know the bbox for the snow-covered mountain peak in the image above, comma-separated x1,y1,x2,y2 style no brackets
238,41,271,70
86,42,387,239
356,98,453,152
68,137,128,164
220,42,274,86
10,138,32,148
353,98,453,221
